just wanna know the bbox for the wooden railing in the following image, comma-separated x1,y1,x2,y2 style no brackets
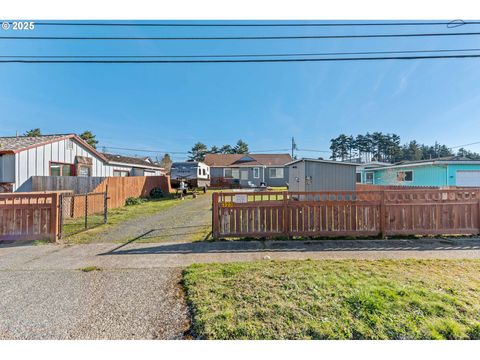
212,189,480,239
0,192,61,241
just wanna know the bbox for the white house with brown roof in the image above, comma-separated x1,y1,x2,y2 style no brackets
204,153,292,188
0,134,164,192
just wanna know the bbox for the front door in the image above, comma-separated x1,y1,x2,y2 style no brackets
240,169,249,186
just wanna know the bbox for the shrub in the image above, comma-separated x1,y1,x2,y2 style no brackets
149,187,164,199
125,197,146,206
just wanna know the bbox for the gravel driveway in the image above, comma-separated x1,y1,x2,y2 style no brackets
0,268,189,340
81,193,212,243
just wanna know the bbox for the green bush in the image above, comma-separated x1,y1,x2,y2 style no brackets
149,187,165,199
125,197,146,206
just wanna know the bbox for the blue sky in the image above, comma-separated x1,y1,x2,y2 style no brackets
1,20,480,161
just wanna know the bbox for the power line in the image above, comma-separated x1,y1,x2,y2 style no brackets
102,145,291,154
451,141,480,149
31,20,474,28
3,31,480,41
297,148,331,153
4,54,480,63
4,47,480,59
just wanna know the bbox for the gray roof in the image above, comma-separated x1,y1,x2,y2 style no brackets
0,134,71,153
204,153,292,167
286,158,358,166
102,153,164,169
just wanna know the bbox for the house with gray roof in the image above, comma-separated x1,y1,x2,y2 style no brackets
0,134,165,192
204,153,292,188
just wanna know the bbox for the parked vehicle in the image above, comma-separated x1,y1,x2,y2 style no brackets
170,161,210,193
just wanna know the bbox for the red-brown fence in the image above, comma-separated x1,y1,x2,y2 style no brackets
212,189,480,239
93,175,171,209
0,192,61,241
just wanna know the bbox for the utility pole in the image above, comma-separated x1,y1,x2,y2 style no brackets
291,137,297,159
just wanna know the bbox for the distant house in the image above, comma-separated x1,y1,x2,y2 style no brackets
286,158,357,191
358,156,480,187
102,153,165,177
0,134,164,192
204,153,292,188
355,161,392,185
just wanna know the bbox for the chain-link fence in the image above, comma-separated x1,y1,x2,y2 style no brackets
59,191,107,238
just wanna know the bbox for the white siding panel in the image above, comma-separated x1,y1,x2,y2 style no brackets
51,142,58,162
36,146,44,176
58,139,65,163
27,148,36,178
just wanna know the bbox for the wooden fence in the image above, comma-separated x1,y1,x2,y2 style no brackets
0,192,61,241
92,175,171,209
212,189,480,239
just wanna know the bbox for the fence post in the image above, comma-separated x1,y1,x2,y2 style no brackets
379,190,386,239
212,192,219,239
58,193,64,240
85,193,88,230
283,191,289,239
50,192,60,242
478,190,480,235
104,185,108,224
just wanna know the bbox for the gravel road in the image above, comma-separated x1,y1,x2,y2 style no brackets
0,268,189,340
85,193,212,243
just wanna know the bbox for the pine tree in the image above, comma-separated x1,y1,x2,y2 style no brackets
24,128,41,137
188,142,208,161
79,131,98,148
234,140,249,154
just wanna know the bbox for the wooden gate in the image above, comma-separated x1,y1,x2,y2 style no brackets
212,189,480,239
0,192,61,241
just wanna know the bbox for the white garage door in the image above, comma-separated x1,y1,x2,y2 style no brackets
456,171,480,187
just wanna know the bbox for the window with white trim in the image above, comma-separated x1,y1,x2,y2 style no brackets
253,167,260,178
397,170,413,182
269,168,284,179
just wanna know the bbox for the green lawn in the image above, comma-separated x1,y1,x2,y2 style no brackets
65,195,182,244
183,259,480,340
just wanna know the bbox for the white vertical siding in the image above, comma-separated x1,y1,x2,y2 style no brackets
13,137,112,191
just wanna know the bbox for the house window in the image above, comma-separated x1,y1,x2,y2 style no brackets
253,168,260,178
356,173,362,183
365,172,374,184
224,168,240,179
202,168,206,176
78,166,90,177
269,168,284,179
397,171,413,182
50,162,73,176
113,170,129,177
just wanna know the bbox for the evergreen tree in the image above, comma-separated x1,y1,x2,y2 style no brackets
188,142,208,161
234,139,249,154
209,145,220,154
24,128,41,137
79,131,99,148
219,144,235,154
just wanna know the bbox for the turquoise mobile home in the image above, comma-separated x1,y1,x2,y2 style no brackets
357,157,480,187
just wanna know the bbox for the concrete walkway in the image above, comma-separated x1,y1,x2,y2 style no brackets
2,238,480,271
